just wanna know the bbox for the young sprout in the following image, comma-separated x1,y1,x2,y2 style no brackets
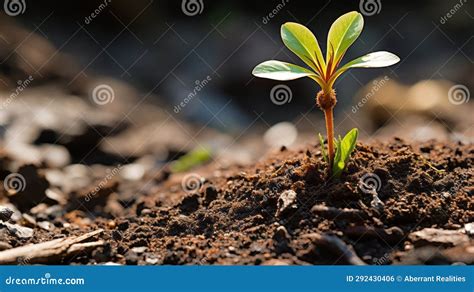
252,11,400,177
170,147,212,173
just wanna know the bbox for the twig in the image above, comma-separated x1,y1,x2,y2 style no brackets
0,229,104,264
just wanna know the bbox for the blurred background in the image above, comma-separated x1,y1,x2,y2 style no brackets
0,0,473,168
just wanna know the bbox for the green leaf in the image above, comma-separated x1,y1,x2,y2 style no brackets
332,128,358,177
340,51,400,69
318,133,328,163
328,51,399,88
326,11,364,68
341,129,358,165
252,60,318,81
333,138,342,176
281,22,326,74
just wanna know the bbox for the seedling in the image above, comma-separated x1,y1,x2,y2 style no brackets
170,146,212,173
252,11,400,177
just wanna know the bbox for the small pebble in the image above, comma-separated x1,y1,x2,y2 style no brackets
21,214,36,227
273,226,290,242
2,222,34,239
121,163,145,181
465,223,474,236
125,250,139,265
140,209,152,216
0,206,14,221
131,246,147,254
37,221,55,231
107,220,116,229
145,255,159,265
103,262,122,266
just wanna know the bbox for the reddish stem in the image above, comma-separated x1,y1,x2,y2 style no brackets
324,108,335,174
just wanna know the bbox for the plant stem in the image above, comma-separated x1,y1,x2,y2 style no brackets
316,88,337,176
324,108,335,173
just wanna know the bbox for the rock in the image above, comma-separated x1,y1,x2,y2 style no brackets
1,204,21,221
276,190,297,217
4,143,42,166
140,209,152,216
370,194,384,214
21,213,36,227
131,246,147,254
125,250,139,265
37,221,55,231
273,225,292,254
44,169,66,188
107,220,116,229
120,163,145,181
273,225,290,242
29,203,47,215
103,262,122,266
145,254,159,265
39,144,71,168
409,228,469,247
464,223,474,236
1,222,34,239
264,122,298,147
44,205,64,218
45,188,67,205
61,164,91,193
0,206,14,221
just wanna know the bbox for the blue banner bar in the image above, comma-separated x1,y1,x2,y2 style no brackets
0,266,472,292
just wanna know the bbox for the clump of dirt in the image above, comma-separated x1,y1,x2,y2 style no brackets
1,138,472,265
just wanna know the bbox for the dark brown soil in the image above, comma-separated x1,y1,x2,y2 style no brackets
1,138,473,265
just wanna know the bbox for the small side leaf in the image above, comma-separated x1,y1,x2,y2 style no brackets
318,133,328,163
252,60,317,81
340,128,358,165
281,22,326,74
332,128,358,177
332,138,343,177
326,11,364,69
